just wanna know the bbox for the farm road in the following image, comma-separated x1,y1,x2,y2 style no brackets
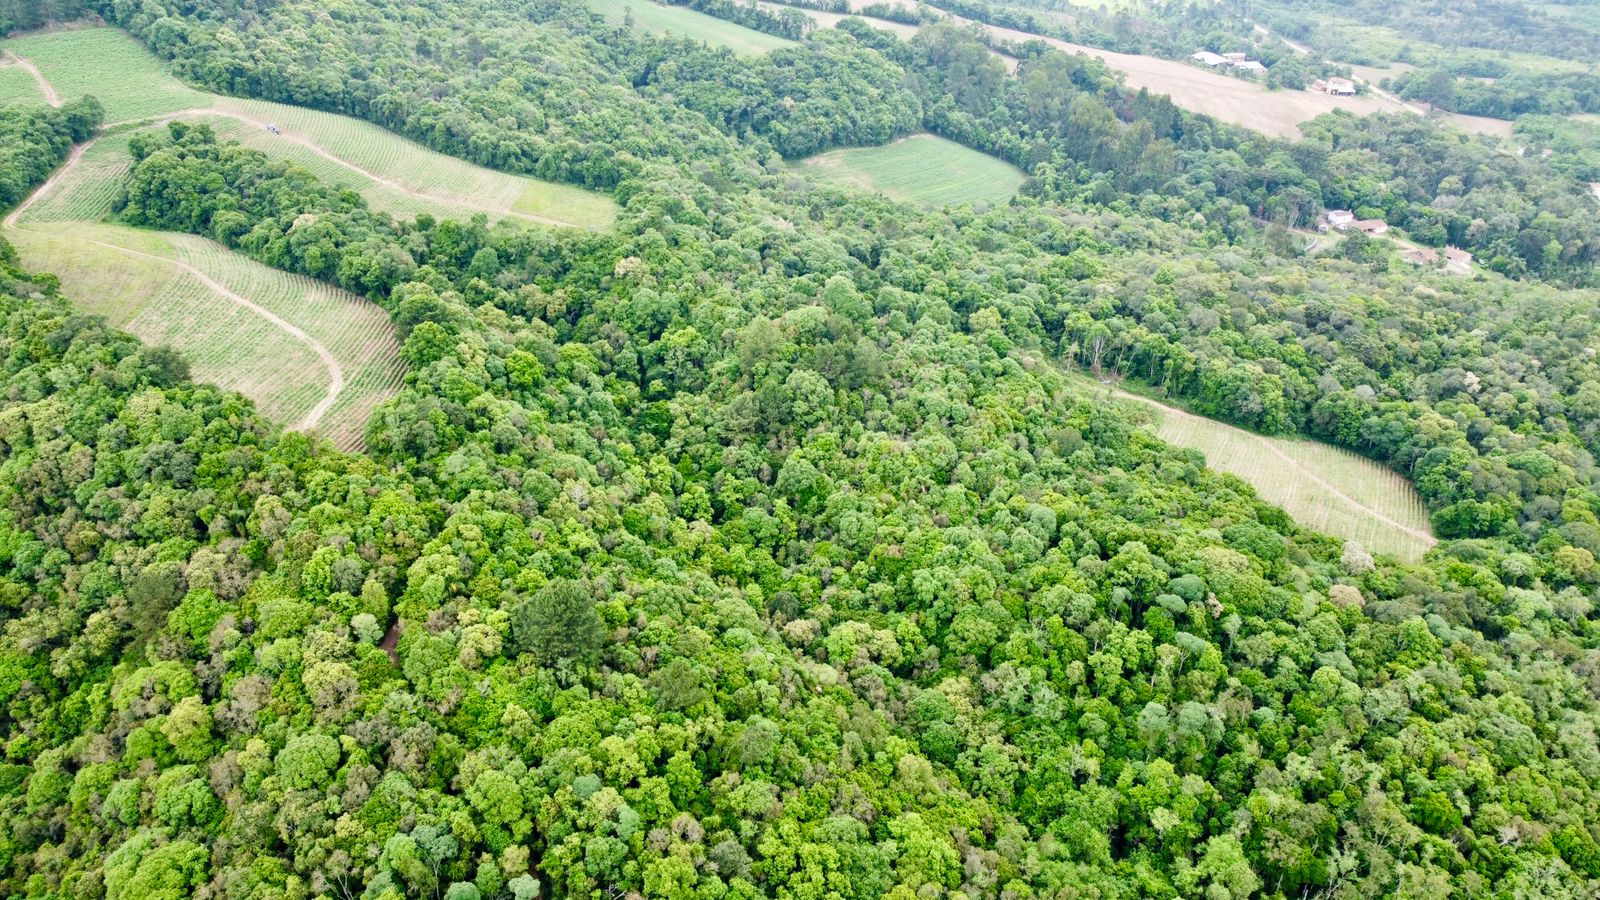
195,106,579,229
4,137,347,433
8,40,584,230
2,50,59,106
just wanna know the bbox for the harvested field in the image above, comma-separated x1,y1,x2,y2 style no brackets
975,22,1406,139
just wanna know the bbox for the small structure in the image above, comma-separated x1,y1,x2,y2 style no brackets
1193,50,1267,72
1325,77,1357,96
1320,209,1355,231
1403,247,1438,265
1351,219,1389,236
1444,246,1473,273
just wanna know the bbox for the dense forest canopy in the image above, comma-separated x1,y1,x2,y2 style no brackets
4,0,1600,898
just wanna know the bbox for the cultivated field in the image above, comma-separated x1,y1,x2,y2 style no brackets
1106,386,1436,562
0,27,616,229
589,0,797,54
0,24,630,449
0,55,48,105
795,134,1025,206
5,116,405,451
10,222,404,451
205,98,616,229
0,28,209,122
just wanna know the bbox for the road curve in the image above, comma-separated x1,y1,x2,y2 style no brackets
3,51,60,107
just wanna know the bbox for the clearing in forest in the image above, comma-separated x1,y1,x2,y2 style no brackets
795,134,1025,207
589,0,797,54
5,130,405,453
6,134,405,451
1096,382,1436,562
752,1,923,40
0,27,616,229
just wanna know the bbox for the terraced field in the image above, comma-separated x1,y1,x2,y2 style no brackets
795,134,1025,207
1102,385,1436,562
590,0,797,53
7,147,406,451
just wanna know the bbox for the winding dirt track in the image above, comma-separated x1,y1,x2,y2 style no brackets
2,51,59,106
3,138,346,432
1113,388,1437,547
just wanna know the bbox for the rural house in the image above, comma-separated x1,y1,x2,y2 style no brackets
1445,246,1474,272
1352,219,1388,235
1319,209,1355,231
1192,50,1266,72
1403,247,1438,265
1325,77,1357,96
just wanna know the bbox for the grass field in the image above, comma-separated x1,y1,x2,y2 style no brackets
795,134,1025,207
589,0,796,54
1094,384,1435,562
0,27,616,229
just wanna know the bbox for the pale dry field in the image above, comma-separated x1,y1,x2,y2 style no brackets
973,21,1406,139
1095,382,1436,562
767,0,1414,138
